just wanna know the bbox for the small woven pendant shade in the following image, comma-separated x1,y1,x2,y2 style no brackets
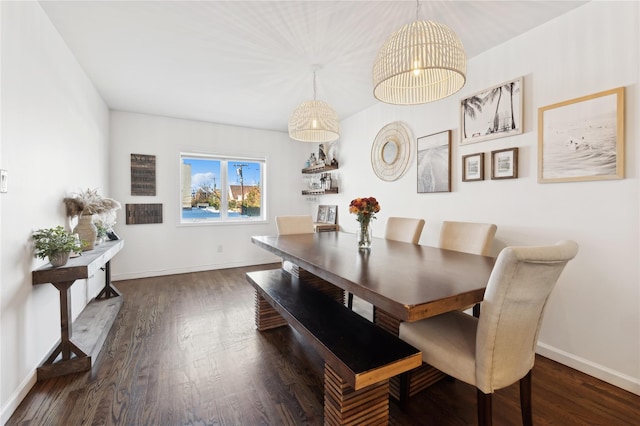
288,99,340,143
373,20,466,105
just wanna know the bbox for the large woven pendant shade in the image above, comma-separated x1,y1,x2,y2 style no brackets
373,19,466,105
288,69,340,143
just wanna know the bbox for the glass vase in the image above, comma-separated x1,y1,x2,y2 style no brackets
357,221,372,250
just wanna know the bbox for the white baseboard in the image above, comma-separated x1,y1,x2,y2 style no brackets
1,369,36,425
537,342,640,396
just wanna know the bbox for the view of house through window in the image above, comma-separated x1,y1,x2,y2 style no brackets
180,153,265,223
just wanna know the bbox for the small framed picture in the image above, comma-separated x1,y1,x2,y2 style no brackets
316,205,328,223
491,148,519,180
462,153,484,182
326,205,337,224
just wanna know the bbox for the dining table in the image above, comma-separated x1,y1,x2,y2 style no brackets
252,231,496,323
252,231,497,399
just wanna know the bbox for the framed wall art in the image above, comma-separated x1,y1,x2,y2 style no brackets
417,130,451,193
462,153,484,182
316,205,328,223
130,153,156,196
538,87,624,183
326,205,337,224
491,148,518,180
460,76,523,145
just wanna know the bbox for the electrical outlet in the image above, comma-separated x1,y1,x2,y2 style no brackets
0,170,7,193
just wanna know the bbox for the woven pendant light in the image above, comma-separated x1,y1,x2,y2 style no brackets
373,1,466,105
288,68,340,143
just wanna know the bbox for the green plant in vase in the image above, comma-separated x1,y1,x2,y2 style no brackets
32,226,83,267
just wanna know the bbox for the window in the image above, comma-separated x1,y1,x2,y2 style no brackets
180,153,265,224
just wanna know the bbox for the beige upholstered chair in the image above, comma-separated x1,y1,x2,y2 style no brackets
385,217,426,245
439,221,497,317
439,220,497,256
349,217,425,310
399,240,578,426
275,215,314,235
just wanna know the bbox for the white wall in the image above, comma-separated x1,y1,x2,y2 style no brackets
329,1,639,394
0,2,110,422
108,111,311,279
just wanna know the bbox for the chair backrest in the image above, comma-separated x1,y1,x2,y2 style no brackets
475,240,578,393
439,221,497,256
275,215,314,235
384,217,425,245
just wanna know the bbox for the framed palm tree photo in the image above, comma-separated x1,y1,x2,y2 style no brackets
460,76,523,145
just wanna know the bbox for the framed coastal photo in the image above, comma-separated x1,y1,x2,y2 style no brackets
316,205,328,223
326,205,337,224
538,87,624,183
460,76,523,145
491,148,518,180
462,153,484,182
417,130,451,193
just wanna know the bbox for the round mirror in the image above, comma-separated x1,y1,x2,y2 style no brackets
382,141,398,165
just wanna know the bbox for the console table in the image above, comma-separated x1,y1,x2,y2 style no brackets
32,239,124,380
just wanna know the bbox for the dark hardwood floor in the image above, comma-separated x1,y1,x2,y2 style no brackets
8,265,640,425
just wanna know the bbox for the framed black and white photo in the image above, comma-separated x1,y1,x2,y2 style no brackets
462,153,484,182
417,130,451,193
316,205,328,223
326,205,337,224
538,87,624,183
460,76,523,145
491,148,518,180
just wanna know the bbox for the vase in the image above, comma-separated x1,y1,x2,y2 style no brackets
74,214,97,251
49,252,70,267
357,221,372,250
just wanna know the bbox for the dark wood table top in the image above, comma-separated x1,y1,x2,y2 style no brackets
252,232,495,322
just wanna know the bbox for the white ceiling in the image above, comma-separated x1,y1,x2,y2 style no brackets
39,1,588,133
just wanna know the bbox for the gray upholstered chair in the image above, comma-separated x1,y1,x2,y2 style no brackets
439,220,497,256
275,215,314,235
439,221,497,316
399,240,578,426
349,216,425,310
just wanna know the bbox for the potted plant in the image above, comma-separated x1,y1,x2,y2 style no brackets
32,226,83,267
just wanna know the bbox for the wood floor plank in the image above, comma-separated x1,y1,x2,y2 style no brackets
7,264,640,425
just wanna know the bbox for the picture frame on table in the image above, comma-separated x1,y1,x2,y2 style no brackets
462,153,484,182
417,130,451,193
460,76,523,145
316,205,328,223
491,148,519,180
326,205,337,224
538,87,624,183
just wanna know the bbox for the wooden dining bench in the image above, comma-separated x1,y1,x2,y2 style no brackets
246,268,422,426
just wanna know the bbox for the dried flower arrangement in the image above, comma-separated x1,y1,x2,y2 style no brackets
63,188,121,217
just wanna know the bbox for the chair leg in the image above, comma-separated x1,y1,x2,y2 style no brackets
347,292,353,309
520,371,533,426
477,389,492,426
472,303,481,318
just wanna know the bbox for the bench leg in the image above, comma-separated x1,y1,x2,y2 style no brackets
254,291,287,331
323,363,389,426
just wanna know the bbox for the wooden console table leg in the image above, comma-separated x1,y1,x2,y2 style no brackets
324,363,389,426
96,260,121,299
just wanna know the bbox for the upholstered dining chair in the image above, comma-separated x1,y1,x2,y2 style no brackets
399,240,578,426
439,221,497,317
275,215,314,235
348,216,425,310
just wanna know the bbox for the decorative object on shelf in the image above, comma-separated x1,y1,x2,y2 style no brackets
130,153,156,196
64,188,121,251
32,226,83,267
373,0,466,105
301,163,339,195
491,147,519,180
538,87,624,183
349,197,380,250
417,130,452,193
326,205,337,224
461,76,523,145
371,121,413,181
316,205,328,223
462,152,485,182
288,65,340,143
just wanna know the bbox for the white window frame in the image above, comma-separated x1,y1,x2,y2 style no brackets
179,152,267,225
